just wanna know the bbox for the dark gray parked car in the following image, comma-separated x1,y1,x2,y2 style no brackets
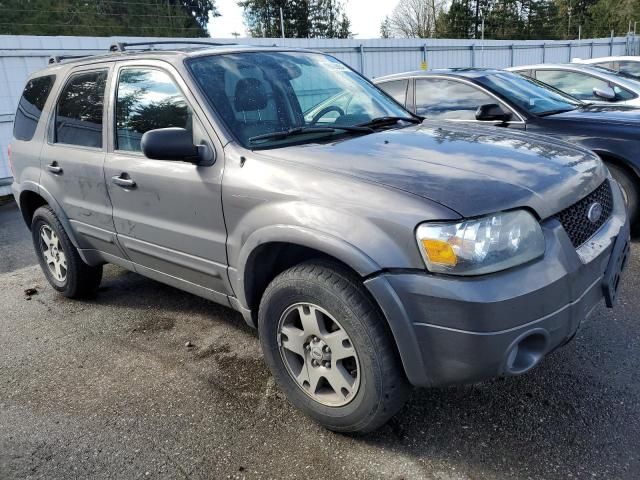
10,43,630,433
375,69,640,226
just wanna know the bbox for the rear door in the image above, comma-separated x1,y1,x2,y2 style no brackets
103,60,230,303
39,63,124,258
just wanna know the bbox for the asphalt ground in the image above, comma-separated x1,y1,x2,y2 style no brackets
1,199,639,479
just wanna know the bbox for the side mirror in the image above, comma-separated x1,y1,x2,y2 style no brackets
593,85,616,100
141,127,205,163
475,103,512,122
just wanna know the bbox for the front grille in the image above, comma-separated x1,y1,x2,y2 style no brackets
553,180,613,248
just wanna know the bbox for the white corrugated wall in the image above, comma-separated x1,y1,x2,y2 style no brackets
0,34,634,196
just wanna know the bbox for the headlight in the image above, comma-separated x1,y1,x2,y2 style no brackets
416,210,545,275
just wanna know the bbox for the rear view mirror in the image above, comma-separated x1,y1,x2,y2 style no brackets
141,127,206,164
593,86,616,100
476,103,511,122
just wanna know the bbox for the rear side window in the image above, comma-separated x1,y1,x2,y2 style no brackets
13,75,55,141
379,80,409,106
115,68,191,152
55,70,108,148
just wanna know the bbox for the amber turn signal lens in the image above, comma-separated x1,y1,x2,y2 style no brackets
421,239,457,266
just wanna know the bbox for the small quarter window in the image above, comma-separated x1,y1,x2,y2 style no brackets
378,80,409,106
55,71,107,148
13,75,55,141
115,68,191,152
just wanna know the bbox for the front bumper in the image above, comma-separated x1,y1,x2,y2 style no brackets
365,182,629,387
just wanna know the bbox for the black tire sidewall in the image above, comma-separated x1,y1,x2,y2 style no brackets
608,163,638,224
259,273,388,430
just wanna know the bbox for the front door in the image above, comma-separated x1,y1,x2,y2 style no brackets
103,62,230,303
413,77,526,130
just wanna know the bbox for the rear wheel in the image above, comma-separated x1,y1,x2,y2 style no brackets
31,206,103,298
258,261,409,433
607,162,638,226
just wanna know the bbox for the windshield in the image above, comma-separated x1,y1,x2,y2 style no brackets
187,52,411,148
476,72,582,116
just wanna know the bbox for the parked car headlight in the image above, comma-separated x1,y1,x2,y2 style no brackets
416,210,545,275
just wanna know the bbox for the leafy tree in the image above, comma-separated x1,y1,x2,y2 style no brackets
587,0,639,37
0,0,218,37
435,0,633,40
388,0,447,38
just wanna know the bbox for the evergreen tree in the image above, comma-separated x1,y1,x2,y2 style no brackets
441,0,474,38
240,0,350,38
380,16,393,38
0,0,218,37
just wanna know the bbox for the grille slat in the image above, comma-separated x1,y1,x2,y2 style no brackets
553,180,613,248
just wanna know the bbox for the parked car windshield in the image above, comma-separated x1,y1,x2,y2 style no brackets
187,51,412,148
477,72,582,116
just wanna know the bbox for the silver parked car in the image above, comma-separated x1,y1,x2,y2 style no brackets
10,42,630,433
507,63,640,107
572,56,640,79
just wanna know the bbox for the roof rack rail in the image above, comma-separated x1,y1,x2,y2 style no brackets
48,54,93,64
109,40,236,52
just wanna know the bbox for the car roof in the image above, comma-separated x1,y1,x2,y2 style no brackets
374,68,505,82
29,44,321,78
573,56,640,63
507,63,640,89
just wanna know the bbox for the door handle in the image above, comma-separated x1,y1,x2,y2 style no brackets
47,162,62,174
112,174,136,189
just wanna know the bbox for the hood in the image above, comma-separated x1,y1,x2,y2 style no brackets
547,104,640,125
261,121,606,219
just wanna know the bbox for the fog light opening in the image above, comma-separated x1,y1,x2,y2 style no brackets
505,331,548,375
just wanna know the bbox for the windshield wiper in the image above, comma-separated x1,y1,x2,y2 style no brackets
536,107,577,117
357,116,423,128
248,125,373,144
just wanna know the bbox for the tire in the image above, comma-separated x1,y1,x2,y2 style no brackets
31,206,103,298
607,163,638,227
258,260,409,433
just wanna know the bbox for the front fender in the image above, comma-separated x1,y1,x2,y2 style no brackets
232,223,382,308
18,182,82,250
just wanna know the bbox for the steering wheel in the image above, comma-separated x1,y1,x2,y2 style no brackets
310,105,345,125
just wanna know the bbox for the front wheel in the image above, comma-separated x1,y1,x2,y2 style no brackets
258,261,409,433
31,206,103,298
607,163,638,227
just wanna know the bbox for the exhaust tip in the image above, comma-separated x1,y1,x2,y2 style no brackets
504,330,549,376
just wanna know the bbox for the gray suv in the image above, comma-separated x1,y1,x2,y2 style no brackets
10,43,630,433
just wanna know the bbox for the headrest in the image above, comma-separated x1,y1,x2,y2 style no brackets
234,78,268,111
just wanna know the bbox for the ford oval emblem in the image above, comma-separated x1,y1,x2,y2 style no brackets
587,202,603,224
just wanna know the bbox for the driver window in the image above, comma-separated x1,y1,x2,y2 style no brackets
534,70,612,101
116,68,191,152
297,62,386,126
415,78,497,120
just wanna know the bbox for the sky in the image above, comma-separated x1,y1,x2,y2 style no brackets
208,0,398,39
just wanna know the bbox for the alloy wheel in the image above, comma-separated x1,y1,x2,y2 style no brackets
39,225,67,282
277,302,360,407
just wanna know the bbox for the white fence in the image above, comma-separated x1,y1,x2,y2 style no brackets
1,34,638,195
